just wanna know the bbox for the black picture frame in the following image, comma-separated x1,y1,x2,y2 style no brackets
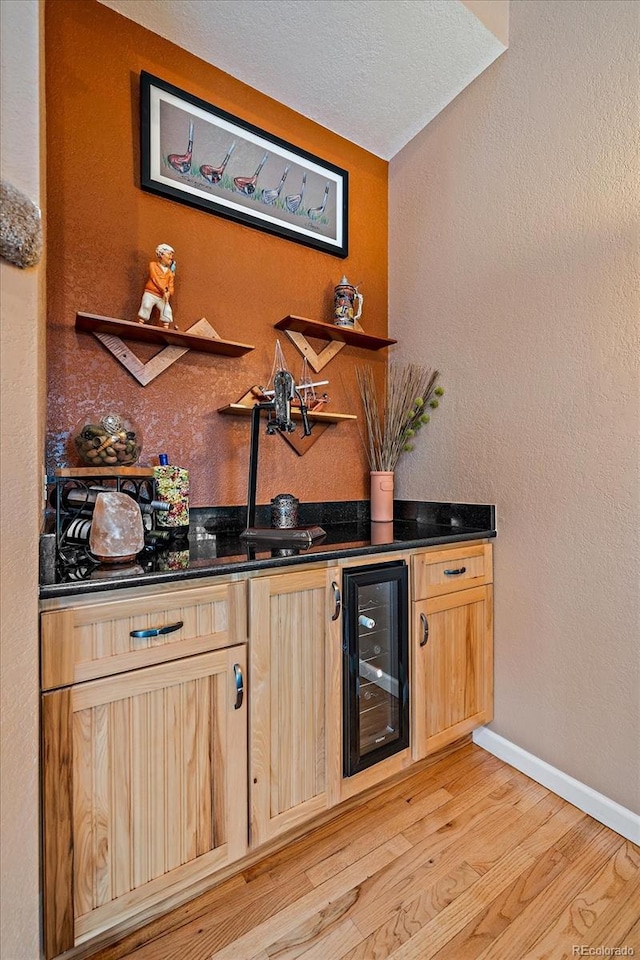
140,72,348,258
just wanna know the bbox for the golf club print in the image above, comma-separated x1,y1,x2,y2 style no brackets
308,182,330,220
262,165,290,205
168,120,194,174
200,142,236,184
233,153,269,196
285,172,306,213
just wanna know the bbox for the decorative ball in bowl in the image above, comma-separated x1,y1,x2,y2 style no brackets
72,413,143,467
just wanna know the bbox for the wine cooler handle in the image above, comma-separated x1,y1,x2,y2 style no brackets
233,664,244,710
419,612,429,647
130,620,184,639
331,581,342,621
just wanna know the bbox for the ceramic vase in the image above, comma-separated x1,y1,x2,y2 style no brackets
370,471,394,523
370,520,394,544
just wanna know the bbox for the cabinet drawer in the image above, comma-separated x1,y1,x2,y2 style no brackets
41,579,246,690
412,543,492,600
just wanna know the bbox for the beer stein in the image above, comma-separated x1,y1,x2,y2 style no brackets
334,276,363,327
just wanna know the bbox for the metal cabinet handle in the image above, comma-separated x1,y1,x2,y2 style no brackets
331,581,341,621
129,620,184,639
444,567,466,577
233,664,244,710
420,612,429,647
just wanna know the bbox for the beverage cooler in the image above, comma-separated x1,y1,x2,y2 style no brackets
342,560,409,776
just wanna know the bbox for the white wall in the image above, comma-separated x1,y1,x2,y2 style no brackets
462,0,509,46
390,0,639,812
0,1,44,957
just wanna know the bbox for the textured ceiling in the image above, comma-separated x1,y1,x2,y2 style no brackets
99,0,507,159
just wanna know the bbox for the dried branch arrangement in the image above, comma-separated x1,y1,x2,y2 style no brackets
355,361,444,472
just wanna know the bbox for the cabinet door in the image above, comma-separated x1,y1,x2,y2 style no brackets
249,567,341,848
42,647,247,960
412,585,493,760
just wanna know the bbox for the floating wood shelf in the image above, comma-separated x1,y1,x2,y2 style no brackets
218,403,356,424
76,313,255,357
54,466,155,478
274,315,397,351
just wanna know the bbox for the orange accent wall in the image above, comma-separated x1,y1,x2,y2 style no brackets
45,0,388,507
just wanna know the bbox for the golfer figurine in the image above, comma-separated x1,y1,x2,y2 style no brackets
137,243,176,328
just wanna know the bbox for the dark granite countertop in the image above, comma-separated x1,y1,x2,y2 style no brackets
40,500,496,599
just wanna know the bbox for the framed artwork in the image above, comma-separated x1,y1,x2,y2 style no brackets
140,72,348,258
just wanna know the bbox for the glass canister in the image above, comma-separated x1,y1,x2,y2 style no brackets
72,412,142,467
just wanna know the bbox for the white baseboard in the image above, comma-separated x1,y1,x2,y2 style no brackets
472,727,640,845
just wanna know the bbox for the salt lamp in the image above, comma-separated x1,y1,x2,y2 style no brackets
89,492,144,563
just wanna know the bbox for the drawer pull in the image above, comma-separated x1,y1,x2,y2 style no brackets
420,612,429,647
129,620,184,639
233,664,244,710
444,567,466,576
331,581,342,621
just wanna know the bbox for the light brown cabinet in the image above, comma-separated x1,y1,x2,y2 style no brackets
411,544,493,760
40,540,494,957
248,566,342,848
41,583,248,960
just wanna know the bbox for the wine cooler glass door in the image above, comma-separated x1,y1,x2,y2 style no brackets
343,561,409,776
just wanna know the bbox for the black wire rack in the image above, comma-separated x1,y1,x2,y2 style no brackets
49,468,159,567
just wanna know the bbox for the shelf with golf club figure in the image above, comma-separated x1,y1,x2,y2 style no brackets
76,313,255,357
75,313,255,386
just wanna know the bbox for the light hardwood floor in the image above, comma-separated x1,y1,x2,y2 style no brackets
90,743,640,960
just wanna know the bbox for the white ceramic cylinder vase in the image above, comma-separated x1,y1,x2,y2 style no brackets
370,471,394,523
